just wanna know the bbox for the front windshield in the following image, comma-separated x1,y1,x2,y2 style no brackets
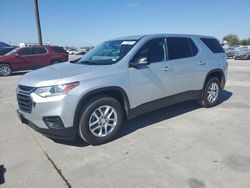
75,40,137,65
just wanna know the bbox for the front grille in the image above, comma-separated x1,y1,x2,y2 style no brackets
18,85,35,93
17,93,32,113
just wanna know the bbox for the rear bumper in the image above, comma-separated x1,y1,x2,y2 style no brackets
17,110,76,141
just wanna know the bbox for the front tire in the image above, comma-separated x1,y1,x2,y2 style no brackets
78,96,124,145
0,64,12,76
199,77,221,108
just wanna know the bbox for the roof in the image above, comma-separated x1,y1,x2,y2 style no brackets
111,33,216,41
112,35,145,41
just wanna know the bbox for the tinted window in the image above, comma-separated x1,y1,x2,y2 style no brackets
51,46,67,54
0,48,15,55
18,48,31,56
167,37,194,60
31,47,47,55
132,38,165,63
200,38,224,53
188,38,198,56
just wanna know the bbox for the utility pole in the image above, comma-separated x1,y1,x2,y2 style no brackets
34,0,43,45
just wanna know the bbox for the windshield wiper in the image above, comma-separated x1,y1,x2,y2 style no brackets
76,60,99,65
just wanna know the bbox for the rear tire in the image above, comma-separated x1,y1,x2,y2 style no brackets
198,77,221,108
0,64,12,76
78,96,124,145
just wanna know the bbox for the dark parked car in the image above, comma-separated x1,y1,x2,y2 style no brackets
0,47,16,56
0,45,68,76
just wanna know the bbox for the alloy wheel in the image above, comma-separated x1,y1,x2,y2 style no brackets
88,105,118,137
0,65,11,76
207,82,219,103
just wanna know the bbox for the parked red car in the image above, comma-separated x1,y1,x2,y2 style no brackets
0,45,68,76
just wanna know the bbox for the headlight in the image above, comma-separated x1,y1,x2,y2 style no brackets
34,82,79,97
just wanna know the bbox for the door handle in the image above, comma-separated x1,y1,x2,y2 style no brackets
163,66,172,72
199,60,206,65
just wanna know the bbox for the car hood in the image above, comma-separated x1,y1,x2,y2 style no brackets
19,62,109,87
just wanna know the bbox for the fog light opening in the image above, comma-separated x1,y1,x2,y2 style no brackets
43,117,64,129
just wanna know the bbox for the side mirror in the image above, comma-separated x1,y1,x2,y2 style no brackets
130,57,149,68
15,53,20,57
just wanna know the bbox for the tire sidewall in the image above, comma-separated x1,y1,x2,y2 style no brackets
0,64,12,76
202,77,221,107
78,97,124,145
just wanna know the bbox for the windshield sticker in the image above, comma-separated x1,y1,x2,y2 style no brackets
112,59,117,61
121,41,136,45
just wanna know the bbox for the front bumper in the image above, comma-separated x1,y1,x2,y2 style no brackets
16,85,80,141
17,110,76,141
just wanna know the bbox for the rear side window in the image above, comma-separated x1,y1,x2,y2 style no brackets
167,37,197,60
200,38,224,53
31,47,47,55
50,46,67,54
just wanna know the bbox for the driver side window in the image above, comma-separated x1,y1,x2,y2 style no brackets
132,38,166,64
17,48,32,56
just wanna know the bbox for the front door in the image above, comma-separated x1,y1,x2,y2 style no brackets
15,47,33,70
128,38,174,109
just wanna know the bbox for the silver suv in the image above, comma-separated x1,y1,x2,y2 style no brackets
16,34,228,145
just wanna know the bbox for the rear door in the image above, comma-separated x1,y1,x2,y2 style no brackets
166,37,208,95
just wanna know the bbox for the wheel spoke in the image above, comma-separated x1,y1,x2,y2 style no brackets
107,108,114,119
89,119,99,127
98,108,104,116
98,127,103,136
108,118,117,122
107,123,115,127
104,106,111,115
104,125,108,135
92,112,100,120
92,125,101,132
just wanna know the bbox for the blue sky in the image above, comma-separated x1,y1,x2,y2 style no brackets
1,0,250,47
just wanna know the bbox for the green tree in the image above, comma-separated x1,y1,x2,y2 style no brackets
240,39,248,46
247,38,250,45
223,34,240,45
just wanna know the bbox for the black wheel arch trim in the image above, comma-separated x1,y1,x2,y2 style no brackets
73,86,130,129
203,68,225,89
